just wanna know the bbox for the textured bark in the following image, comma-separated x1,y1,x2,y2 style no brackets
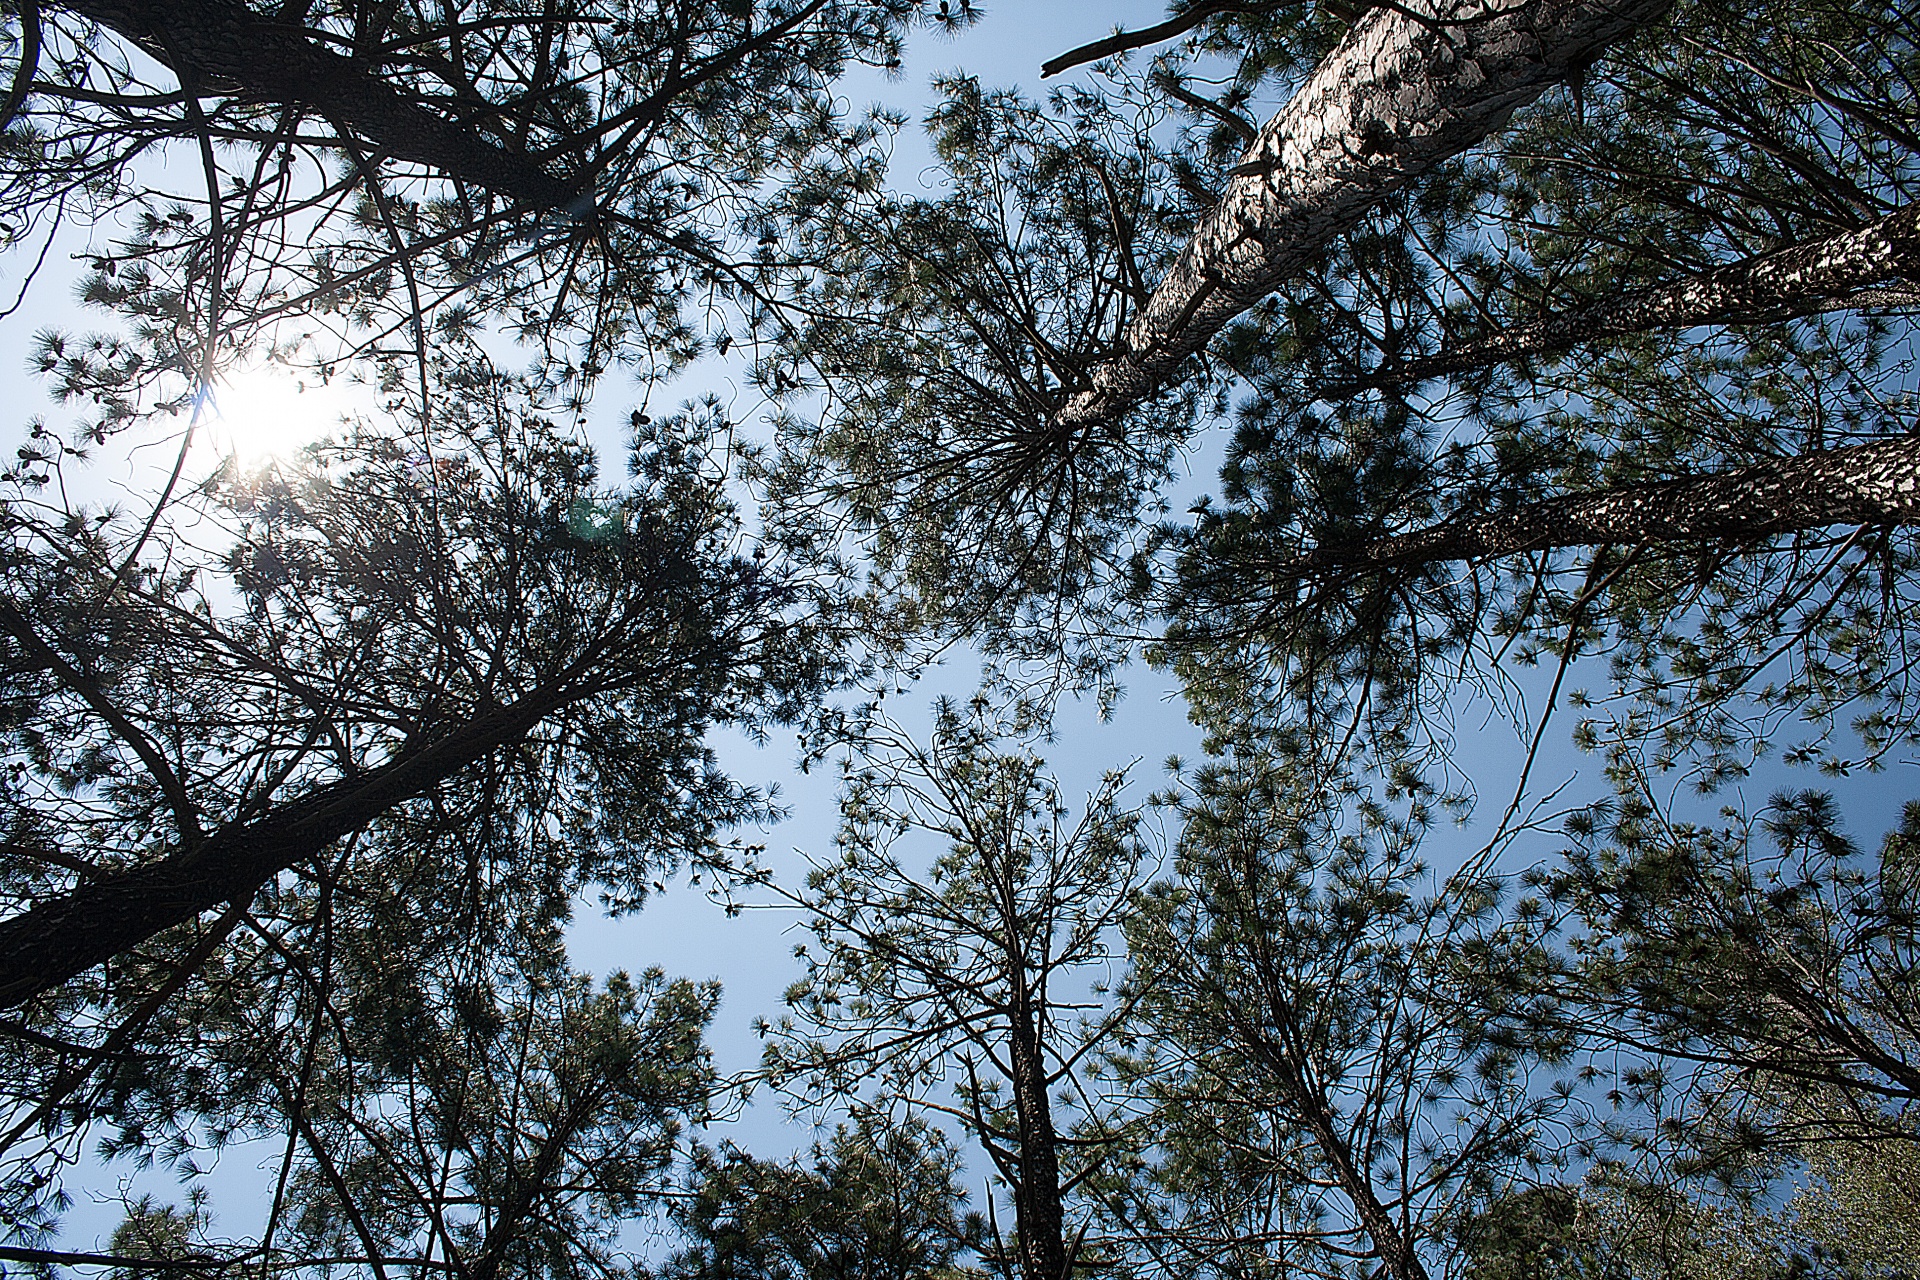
0,690,563,1011
1278,433,1920,580
1329,203,1920,396
60,0,580,209
1007,1010,1069,1280
1050,0,1672,437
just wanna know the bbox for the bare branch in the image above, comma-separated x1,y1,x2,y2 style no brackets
1041,1,1275,79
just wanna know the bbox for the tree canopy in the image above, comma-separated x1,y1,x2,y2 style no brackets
4,0,1919,1276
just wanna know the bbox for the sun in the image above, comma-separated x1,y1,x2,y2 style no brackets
204,366,362,463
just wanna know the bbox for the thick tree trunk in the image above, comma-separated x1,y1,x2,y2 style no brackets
60,0,581,210
0,690,563,1010
1008,1012,1069,1280
1051,0,1672,437
1327,203,1920,396
1272,434,1920,581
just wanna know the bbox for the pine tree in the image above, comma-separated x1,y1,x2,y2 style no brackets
4,822,723,1277
762,700,1151,1280
1106,748,1572,1280
2,0,955,442
1144,0,1920,784
661,1115,983,1280
0,364,825,1010
0,361,832,1235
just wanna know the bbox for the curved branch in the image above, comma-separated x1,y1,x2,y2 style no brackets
1153,65,1258,142
0,601,201,842
1,0,41,130
1041,0,1272,79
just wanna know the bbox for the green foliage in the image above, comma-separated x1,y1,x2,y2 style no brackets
1146,0,1920,788
1103,750,1573,1280
1429,790,1920,1278
659,1114,983,1280
95,927,720,1280
1787,1125,1920,1276
1460,1154,1920,1280
765,697,1148,1106
0,358,829,1234
3,0,959,439
5,1,1920,1277
753,76,1195,675
1456,1174,1803,1280
1542,792,1920,1172
762,697,1151,1280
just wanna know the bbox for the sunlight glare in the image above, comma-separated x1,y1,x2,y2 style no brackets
205,367,362,463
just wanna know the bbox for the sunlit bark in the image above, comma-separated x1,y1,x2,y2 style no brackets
1051,0,1672,436
1268,434,1920,583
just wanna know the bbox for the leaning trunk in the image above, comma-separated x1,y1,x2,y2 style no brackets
61,0,579,209
1257,434,1920,585
0,689,563,1010
1051,0,1673,438
1295,1092,1431,1280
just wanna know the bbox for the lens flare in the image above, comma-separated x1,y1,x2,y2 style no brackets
205,368,358,462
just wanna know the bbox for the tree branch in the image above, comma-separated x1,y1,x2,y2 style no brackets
58,0,581,209
1041,1,1270,79
1256,434,1920,585
0,600,202,842
0,1245,235,1271
1324,201,1920,397
0,684,567,1010
1,0,41,130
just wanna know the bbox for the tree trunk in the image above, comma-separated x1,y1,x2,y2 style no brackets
1008,1011,1069,1280
59,0,581,210
1296,1096,1431,1280
1051,0,1672,437
1241,983,1431,1280
1325,203,1920,397
0,689,563,1010
468,1081,608,1280
1264,434,1920,583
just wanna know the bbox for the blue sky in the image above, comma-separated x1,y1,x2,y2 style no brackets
4,0,1184,1249
561,0,1199,1172
12,0,1919,1257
